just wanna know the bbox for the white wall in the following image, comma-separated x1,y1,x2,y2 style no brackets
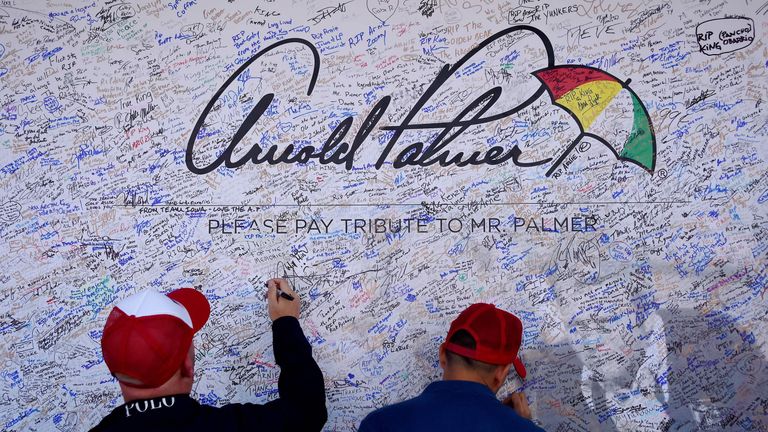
0,0,766,430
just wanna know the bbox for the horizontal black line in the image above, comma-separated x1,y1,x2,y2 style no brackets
115,201,690,208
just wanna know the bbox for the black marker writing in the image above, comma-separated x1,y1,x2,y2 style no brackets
185,26,556,175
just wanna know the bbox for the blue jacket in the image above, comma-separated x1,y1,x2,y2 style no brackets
359,380,545,432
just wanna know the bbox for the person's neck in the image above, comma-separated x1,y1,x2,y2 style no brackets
120,379,191,403
442,369,494,391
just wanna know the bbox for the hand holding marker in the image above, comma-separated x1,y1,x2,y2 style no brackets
278,287,295,301
264,279,294,301
265,278,300,321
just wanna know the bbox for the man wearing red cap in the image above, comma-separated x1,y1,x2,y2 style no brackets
359,303,545,431
91,279,327,431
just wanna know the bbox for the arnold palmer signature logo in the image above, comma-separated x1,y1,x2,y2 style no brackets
185,25,656,177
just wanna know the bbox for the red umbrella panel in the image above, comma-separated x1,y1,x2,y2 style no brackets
532,65,656,177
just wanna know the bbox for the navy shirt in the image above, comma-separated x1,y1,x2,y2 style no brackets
91,316,327,431
359,380,546,432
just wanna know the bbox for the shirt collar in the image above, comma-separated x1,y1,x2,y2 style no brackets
423,380,497,398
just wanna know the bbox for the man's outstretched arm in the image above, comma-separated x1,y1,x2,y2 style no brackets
268,278,328,431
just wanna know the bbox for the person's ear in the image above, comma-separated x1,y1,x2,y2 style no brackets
181,345,195,378
492,363,512,393
439,344,448,371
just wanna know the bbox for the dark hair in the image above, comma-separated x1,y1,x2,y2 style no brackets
445,329,497,374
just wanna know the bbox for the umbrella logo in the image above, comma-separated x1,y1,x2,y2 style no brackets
532,65,656,178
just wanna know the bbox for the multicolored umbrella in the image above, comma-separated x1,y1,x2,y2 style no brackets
532,65,656,177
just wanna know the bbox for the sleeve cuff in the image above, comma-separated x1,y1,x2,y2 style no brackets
271,315,301,330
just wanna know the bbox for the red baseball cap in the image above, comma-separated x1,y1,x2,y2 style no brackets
442,303,527,379
101,288,210,388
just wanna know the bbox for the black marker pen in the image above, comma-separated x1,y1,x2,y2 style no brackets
264,281,295,301
277,289,295,301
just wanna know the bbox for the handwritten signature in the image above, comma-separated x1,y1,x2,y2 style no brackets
185,26,557,175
